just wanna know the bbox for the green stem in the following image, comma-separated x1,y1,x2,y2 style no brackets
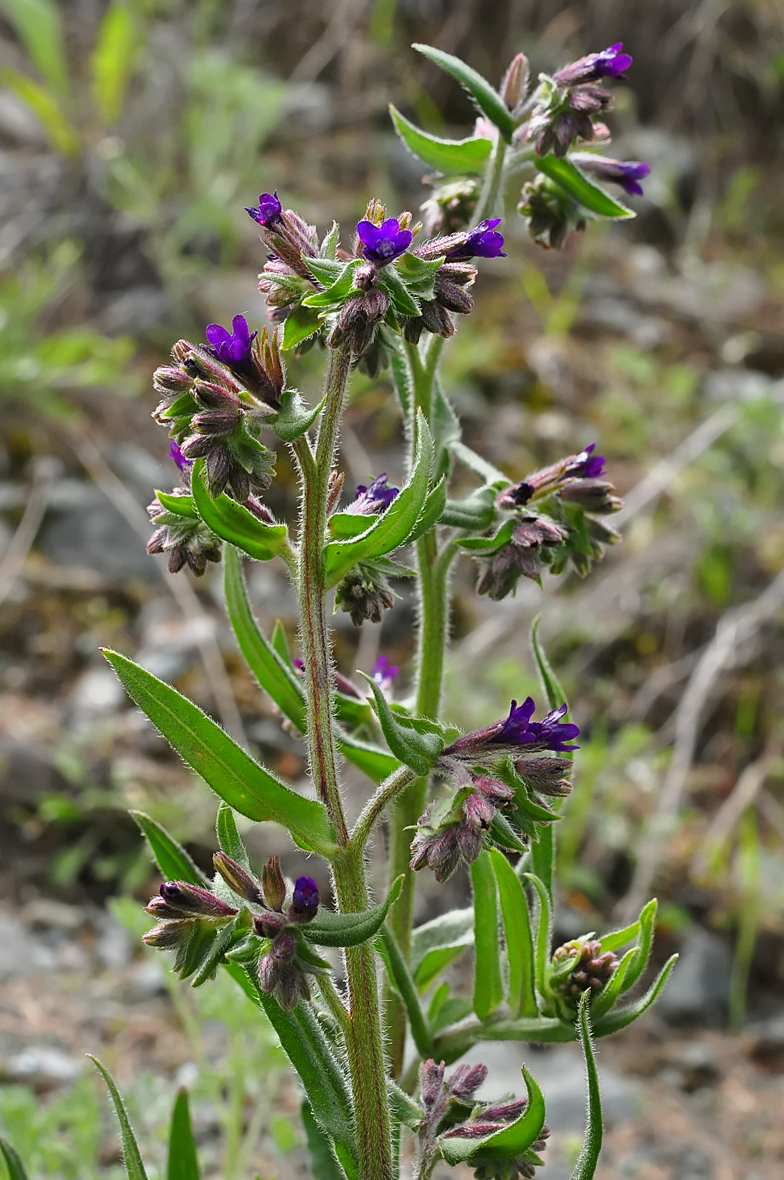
474,133,507,224
294,343,393,1180
352,765,418,853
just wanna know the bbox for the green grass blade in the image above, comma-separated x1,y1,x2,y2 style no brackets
0,67,78,155
2,0,69,93
91,1,137,126
89,1057,149,1180
470,850,503,1019
0,1137,30,1180
167,1090,200,1180
103,649,336,854
569,993,603,1180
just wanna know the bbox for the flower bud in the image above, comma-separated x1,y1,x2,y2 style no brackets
190,409,240,437
464,790,496,830
213,852,265,903
153,365,193,397
262,856,286,911
254,910,288,939
501,53,529,111
448,1062,488,1100
290,876,319,921
334,565,395,627
150,881,238,919
552,937,619,1012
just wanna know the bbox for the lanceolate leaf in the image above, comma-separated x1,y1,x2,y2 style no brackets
569,993,603,1180
223,547,306,730
523,872,553,998
535,155,635,219
360,673,444,776
323,411,435,585
215,801,250,869
411,907,474,990
413,44,515,143
282,303,322,350
89,1057,149,1180
377,925,434,1058
470,851,503,1020
103,650,336,854
389,104,493,175
301,1101,342,1180
337,729,401,782
592,954,678,1038
303,876,403,947
589,945,638,1021
167,1090,200,1180
130,810,208,886
620,898,657,992
438,1067,546,1165
490,849,538,1019
0,1137,29,1180
441,486,498,531
191,461,288,561
155,490,198,518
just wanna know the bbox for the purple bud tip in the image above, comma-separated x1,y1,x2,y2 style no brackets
205,315,257,369
570,442,606,478
554,42,633,85
446,218,506,262
372,653,399,687
246,190,283,227
356,218,413,266
352,473,400,514
169,440,192,474
292,876,319,919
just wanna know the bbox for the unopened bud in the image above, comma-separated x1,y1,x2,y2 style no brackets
501,53,529,111
254,911,288,939
262,856,286,911
213,852,264,903
290,876,319,921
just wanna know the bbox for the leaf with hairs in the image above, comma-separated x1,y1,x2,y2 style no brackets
490,849,538,1018
412,907,474,990
438,1067,546,1164
568,993,603,1179
282,303,322,350
191,461,288,561
167,1090,200,1180
273,389,324,442
523,872,553,998
377,925,434,1058
337,729,401,781
130,810,208,886
535,155,635,219
592,954,678,1037
301,1101,341,1180
303,877,403,947
471,851,503,1020
389,104,493,174
215,801,250,868
89,1057,149,1180
413,44,515,143
360,672,444,776
103,650,336,853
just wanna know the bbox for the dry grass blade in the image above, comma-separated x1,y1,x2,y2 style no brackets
0,456,57,608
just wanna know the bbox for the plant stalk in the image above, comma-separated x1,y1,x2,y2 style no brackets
295,343,393,1180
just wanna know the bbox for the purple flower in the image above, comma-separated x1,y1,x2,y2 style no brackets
445,218,506,261
555,42,633,86
350,473,399,515
205,315,257,370
169,440,192,475
356,218,413,266
291,876,319,919
492,698,580,752
568,442,606,478
573,154,650,196
373,654,398,690
246,191,283,227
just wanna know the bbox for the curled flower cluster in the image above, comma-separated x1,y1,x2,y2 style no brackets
410,697,578,881
551,936,619,1018
471,444,623,599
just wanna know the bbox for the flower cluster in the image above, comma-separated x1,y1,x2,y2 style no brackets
471,444,623,599
334,473,403,626
525,42,631,159
146,443,224,575
410,698,578,881
151,317,281,503
550,936,619,1018
417,1060,549,1180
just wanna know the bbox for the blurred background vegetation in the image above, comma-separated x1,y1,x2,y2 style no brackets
1,0,784,1176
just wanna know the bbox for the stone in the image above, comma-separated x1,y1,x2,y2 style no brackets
5,1046,82,1084
0,913,54,978
657,927,731,1026
38,480,154,579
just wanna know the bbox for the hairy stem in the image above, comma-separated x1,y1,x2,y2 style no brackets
474,133,508,224
295,343,393,1180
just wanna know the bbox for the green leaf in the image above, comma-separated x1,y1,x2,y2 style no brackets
535,155,635,219
598,917,641,954
389,344,413,418
130,810,208,886
306,257,346,286
523,873,553,999
619,898,657,992
405,477,447,544
389,104,493,175
155,490,198,519
167,1090,200,1180
2,0,69,93
324,411,434,585
360,672,444,776
0,67,79,155
441,486,498,530
89,1057,149,1180
377,265,421,317
449,440,508,485
91,2,137,126
457,517,514,552
0,1137,30,1180
592,954,678,1037
470,1014,575,1044
319,221,340,259
223,547,306,730
303,260,361,309
215,802,250,869
301,1101,342,1180
589,945,638,1021
530,615,568,713
569,993,603,1180
470,851,503,1020
282,303,322,350
273,389,324,442
303,876,403,947
490,848,538,1019
377,925,434,1059
411,907,474,990
103,649,336,854
328,511,380,538
337,729,400,782
387,1080,424,1128
439,1067,546,1164
531,824,555,906
414,44,515,143
191,460,288,561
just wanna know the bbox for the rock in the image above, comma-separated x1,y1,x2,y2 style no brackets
0,735,67,806
657,927,731,1026
5,1046,82,1085
674,1146,715,1179
94,912,134,970
660,1041,721,1090
37,480,154,579
703,369,771,402
746,1016,784,1072
70,666,128,721
0,913,54,978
